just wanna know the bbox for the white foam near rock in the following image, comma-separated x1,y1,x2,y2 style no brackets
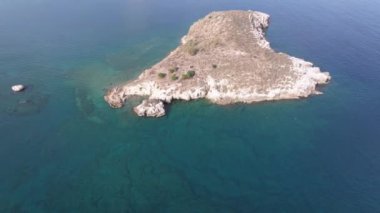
11,84,25,92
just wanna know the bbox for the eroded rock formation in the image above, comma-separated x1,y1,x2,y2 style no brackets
133,99,165,117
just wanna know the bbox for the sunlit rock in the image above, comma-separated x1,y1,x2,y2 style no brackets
11,84,25,92
134,99,165,117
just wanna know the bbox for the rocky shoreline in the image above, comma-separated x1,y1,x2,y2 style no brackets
105,10,331,117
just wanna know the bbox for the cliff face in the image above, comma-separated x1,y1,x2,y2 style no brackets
105,10,331,117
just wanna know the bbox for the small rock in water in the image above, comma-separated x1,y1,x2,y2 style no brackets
12,84,25,92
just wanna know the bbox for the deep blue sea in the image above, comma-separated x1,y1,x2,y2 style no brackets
1,0,380,212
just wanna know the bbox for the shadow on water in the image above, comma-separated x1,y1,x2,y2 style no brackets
1,86,49,117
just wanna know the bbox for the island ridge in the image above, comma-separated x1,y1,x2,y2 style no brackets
105,10,331,117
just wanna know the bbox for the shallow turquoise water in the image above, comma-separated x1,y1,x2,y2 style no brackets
1,0,380,212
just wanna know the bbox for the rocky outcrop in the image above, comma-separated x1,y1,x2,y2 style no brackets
133,99,165,117
105,10,331,117
12,84,25,92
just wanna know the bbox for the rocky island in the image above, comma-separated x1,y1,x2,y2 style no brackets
105,10,331,117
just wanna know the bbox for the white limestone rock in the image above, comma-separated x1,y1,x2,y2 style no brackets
12,84,25,92
133,99,166,117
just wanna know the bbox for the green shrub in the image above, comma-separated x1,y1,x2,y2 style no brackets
171,75,179,81
158,73,167,78
169,67,180,73
182,70,196,79
212,64,217,69
187,70,195,77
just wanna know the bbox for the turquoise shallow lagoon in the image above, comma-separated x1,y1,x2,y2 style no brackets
1,0,380,212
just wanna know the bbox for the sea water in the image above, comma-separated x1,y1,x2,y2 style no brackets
0,0,380,212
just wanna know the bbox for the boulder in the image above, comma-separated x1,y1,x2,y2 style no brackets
12,84,25,92
133,99,165,117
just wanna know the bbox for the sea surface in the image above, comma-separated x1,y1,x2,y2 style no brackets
1,0,380,212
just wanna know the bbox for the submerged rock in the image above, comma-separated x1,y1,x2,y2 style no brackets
75,88,104,124
12,84,25,92
105,10,331,117
134,99,165,117
6,95,49,116
75,88,95,116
